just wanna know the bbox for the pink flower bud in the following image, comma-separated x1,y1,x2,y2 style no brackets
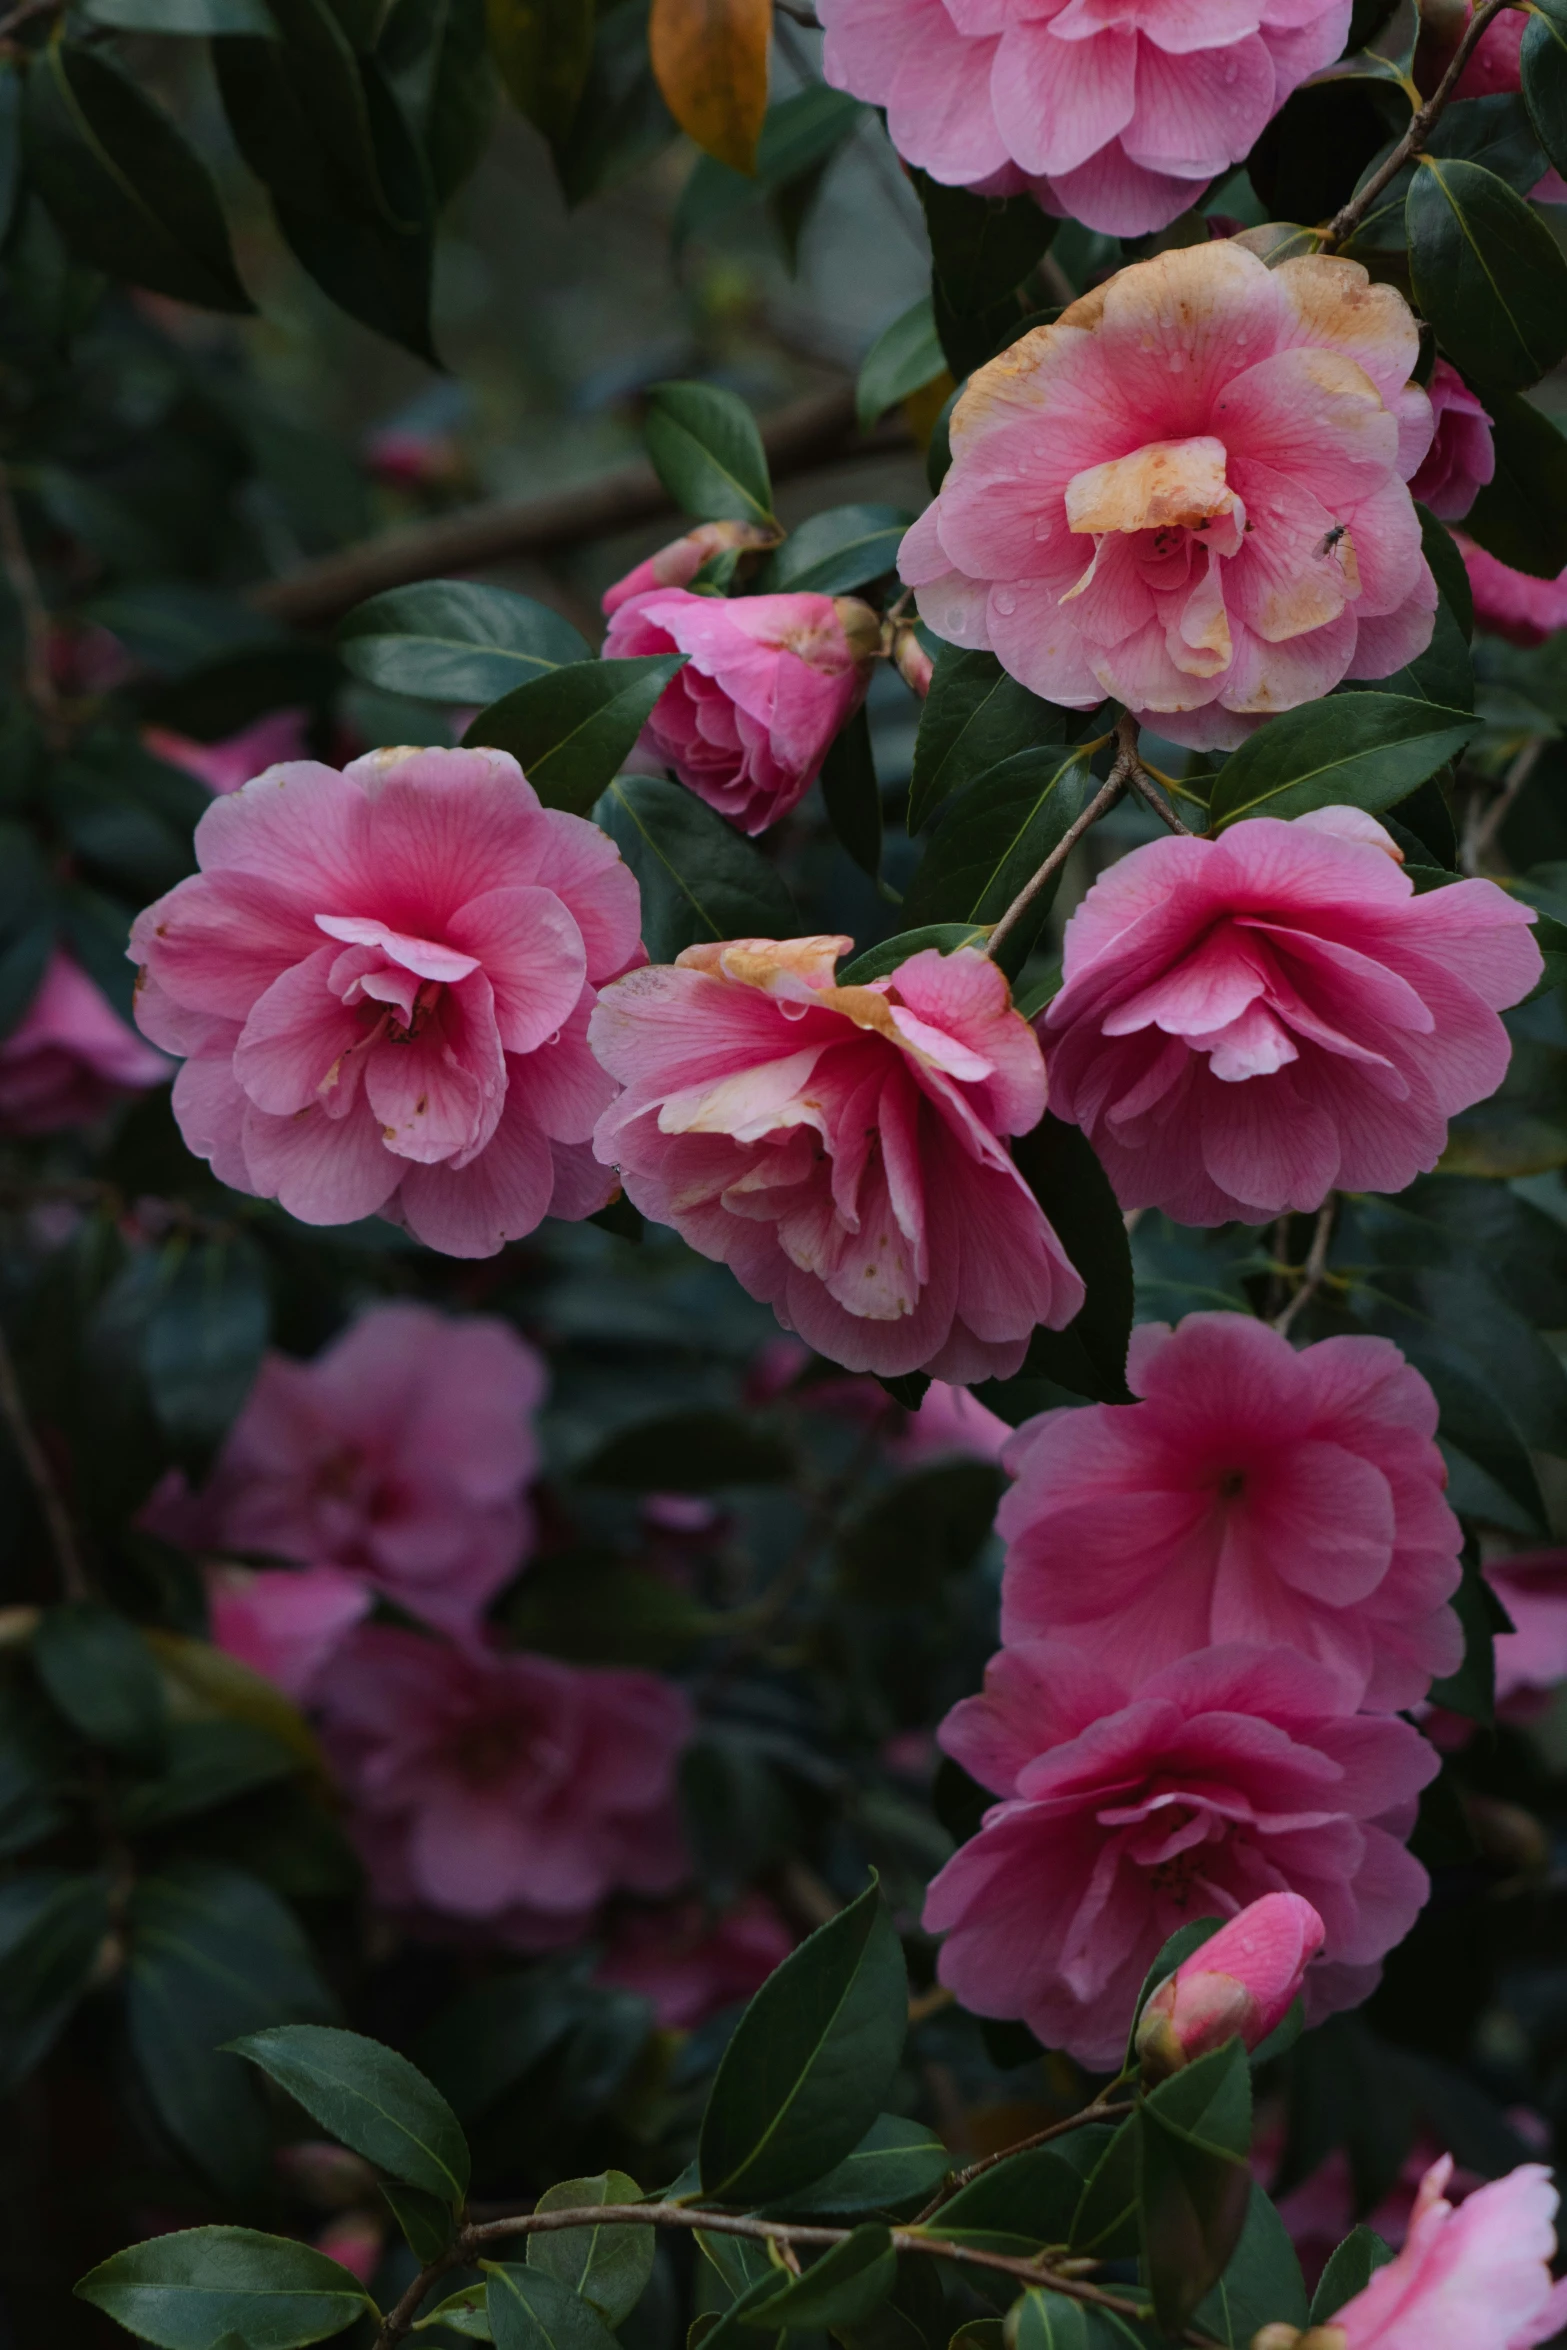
893,626,934,698
601,521,780,616
1135,1893,1325,2082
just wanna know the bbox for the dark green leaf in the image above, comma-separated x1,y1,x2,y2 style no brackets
465,656,684,816
912,172,1054,375
487,0,594,145
909,648,1071,836
759,2114,951,2218
1463,392,1567,580
58,882,138,1024
1192,2186,1308,2348
1415,504,1474,640
25,41,252,310
674,86,863,253
1207,693,1474,829
553,0,675,207
229,2024,470,2202
903,747,1092,975
1137,2044,1253,2336
338,582,589,702
698,1877,906,2204
1310,2224,1395,2323
416,1969,585,2124
415,0,495,205
838,925,988,982
0,912,55,1041
144,1234,269,1463
33,1603,164,1760
820,706,882,879
836,1459,1004,1604
417,2283,493,2339
643,382,775,528
81,0,274,27
997,1113,1133,1407
508,1552,714,1664
52,734,206,903
927,2139,1103,2248
382,2181,456,2264
857,298,945,432
484,2263,623,2350
75,2227,375,2349
527,2172,654,2325
1006,2291,1093,2350
757,505,912,597
739,2228,895,2330
1069,2120,1141,2262
1408,155,1567,391
0,1870,110,2093
596,775,796,962
1522,1,1567,183
118,1720,298,1830
579,1409,793,1490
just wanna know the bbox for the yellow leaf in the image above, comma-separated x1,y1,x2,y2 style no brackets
649,0,770,175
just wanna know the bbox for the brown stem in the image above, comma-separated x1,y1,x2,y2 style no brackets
985,714,1138,963
1273,1196,1337,1337
1463,731,1546,874
1323,0,1517,248
0,463,57,721
1123,761,1191,837
0,1322,87,1601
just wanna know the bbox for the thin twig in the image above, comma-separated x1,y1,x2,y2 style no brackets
914,2100,1135,2218
986,715,1139,962
1323,0,1516,248
1273,1197,1337,1337
0,1322,87,1600
1463,732,1546,875
0,462,57,720
1123,761,1190,836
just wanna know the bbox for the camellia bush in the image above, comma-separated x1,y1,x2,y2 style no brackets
11,0,1567,2341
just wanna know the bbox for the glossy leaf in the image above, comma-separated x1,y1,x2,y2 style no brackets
1207,693,1475,829
81,0,274,27
1522,0,1567,182
648,0,769,173
487,0,594,144
1463,392,1567,580
382,2181,456,2264
579,1410,793,1489
0,1870,111,2094
857,298,945,432
909,647,1070,835
820,707,882,879
596,774,796,961
1137,2043,1254,2335
228,2023,470,2202
74,2227,374,2349
33,1603,165,1760
1407,156,1567,391
643,381,774,526
527,2172,653,2325
465,655,684,816
991,1112,1134,1409
417,2283,493,2338
757,505,912,596
339,581,588,702
553,0,676,206
698,1877,906,2204
1007,2291,1094,2350
926,2139,1100,2248
144,1234,269,1463
903,746,1093,975
739,2227,896,2329
838,925,989,983
1310,2223,1395,2323
1192,2186,1308,2348
484,2262,623,2350
759,2114,952,2217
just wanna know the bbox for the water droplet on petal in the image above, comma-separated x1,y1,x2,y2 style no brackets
994,589,1018,616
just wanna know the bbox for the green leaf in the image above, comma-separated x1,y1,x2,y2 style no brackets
927,2139,1104,2249
903,746,1093,976
1310,2224,1395,2323
1137,2044,1253,2337
820,706,882,880
698,1877,907,2204
836,1460,1004,1604
144,1234,269,1464
596,774,796,962
228,2023,470,2202
579,1409,793,1490
75,2227,375,2349
1522,1,1567,183
643,382,775,527
414,0,495,205
1415,503,1474,641
838,925,989,982
338,581,589,702
527,2172,653,2325
33,1603,165,1760
117,1720,298,1831
487,0,594,145
382,2180,456,2263
1207,693,1475,829
484,2264,624,2350
1006,2291,1093,2350
912,171,1055,376
1463,392,1567,580
465,656,684,816
417,2283,493,2338
909,646,1071,837
995,1114,1133,1407
552,0,675,207
81,0,275,29
1069,2120,1141,2262
0,1870,111,2093
1408,155,1567,391
24,40,252,311
673,85,863,254
1192,2186,1307,2348
857,298,945,433
758,2114,951,2218
757,504,912,597
739,2228,896,2330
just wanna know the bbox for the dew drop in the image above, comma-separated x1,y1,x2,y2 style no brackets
993,588,1019,615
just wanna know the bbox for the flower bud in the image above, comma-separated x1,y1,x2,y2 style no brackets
1251,2328,1346,2350
832,594,884,666
601,520,780,616
893,624,934,698
1135,1893,1324,2083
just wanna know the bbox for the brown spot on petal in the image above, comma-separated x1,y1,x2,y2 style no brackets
1066,436,1238,537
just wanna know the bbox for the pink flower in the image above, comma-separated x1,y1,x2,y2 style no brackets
0,951,168,1134
601,522,781,617
144,710,312,797
900,242,1442,750
1042,806,1541,1224
317,1626,691,1945
999,1314,1463,1712
819,0,1351,237
924,1641,1437,2069
1487,1550,1567,1710
893,1379,1011,1465
1332,2155,1567,2350
1453,532,1567,647
1407,361,1494,522
601,591,878,835
1134,1891,1324,2081
128,745,642,1256
145,1303,546,1641
590,937,1084,1382
1259,2133,1483,2289
206,1564,373,1697
597,1894,795,2027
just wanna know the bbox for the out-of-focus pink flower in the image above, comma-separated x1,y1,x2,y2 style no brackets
597,1893,795,2027
1135,1891,1324,2081
999,1314,1462,1713
1451,8,1567,201
601,591,878,835
901,244,1441,750
1257,2130,1482,2289
364,425,464,488
0,951,168,1134
129,746,643,1255
1332,2155,1567,2349
317,1626,692,1945
206,1564,373,1697
819,0,1351,238
601,522,781,618
893,1379,1011,1465
1042,807,1540,1224
591,937,1083,1382
1407,361,1495,522
1487,1550,1567,1712
312,2215,385,2286
276,2141,379,2209
923,1641,1437,2069
145,711,312,796
147,1303,546,1641
1453,532,1567,647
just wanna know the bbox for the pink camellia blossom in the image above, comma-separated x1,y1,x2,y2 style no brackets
206,1564,373,1698
598,1894,795,2027
590,937,1084,1382
1135,1891,1324,2081
1328,2155,1567,2350
900,242,1443,750
923,1641,1437,2069
128,745,643,1255
144,710,312,797
818,0,1351,238
1453,532,1567,647
895,1379,1011,1464
0,951,168,1135
1486,1550,1567,1713
601,591,878,836
145,1303,546,1641
999,1314,1463,1712
1042,806,1541,1224
601,522,781,618
1407,361,1494,522
317,1626,692,1947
